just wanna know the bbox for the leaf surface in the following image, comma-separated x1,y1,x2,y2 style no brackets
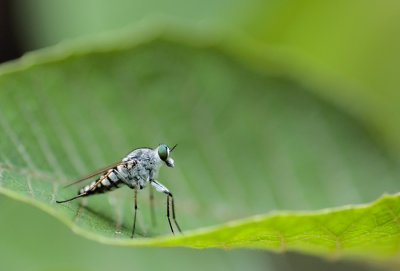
0,27,399,263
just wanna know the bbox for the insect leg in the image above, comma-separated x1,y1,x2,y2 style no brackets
170,194,182,233
149,184,157,227
151,180,182,234
166,193,174,234
131,184,138,238
56,171,112,203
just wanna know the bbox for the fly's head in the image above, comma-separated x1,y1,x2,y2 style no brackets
157,144,176,168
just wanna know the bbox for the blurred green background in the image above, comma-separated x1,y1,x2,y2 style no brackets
10,0,400,157
1,0,400,270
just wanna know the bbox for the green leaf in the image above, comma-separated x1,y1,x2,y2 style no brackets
0,25,399,263
242,1,400,159
130,194,400,261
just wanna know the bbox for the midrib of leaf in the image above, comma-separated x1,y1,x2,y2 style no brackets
0,26,400,263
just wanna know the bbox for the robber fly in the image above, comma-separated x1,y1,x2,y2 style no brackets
56,144,181,238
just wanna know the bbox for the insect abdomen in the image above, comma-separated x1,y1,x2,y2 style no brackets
78,169,121,195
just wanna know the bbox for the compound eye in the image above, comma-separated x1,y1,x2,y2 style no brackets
158,144,169,161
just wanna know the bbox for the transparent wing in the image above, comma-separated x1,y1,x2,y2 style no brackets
64,160,133,188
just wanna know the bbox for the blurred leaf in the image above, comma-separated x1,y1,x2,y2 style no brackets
14,0,254,49
15,0,400,159
242,0,400,158
0,26,399,264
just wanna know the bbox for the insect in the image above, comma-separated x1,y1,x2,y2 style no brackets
56,144,181,238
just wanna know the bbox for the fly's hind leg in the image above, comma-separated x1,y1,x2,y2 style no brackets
150,180,182,234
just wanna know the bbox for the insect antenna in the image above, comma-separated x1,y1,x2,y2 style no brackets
170,144,177,152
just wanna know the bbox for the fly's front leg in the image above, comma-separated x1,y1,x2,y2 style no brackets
150,180,182,234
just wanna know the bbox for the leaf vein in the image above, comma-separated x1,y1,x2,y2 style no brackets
0,163,66,184
25,175,33,196
15,95,66,178
36,88,88,174
51,182,58,203
0,168,4,187
0,112,37,171
384,203,400,252
74,200,86,222
317,224,342,253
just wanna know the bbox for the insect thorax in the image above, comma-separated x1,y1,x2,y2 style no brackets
121,148,163,187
